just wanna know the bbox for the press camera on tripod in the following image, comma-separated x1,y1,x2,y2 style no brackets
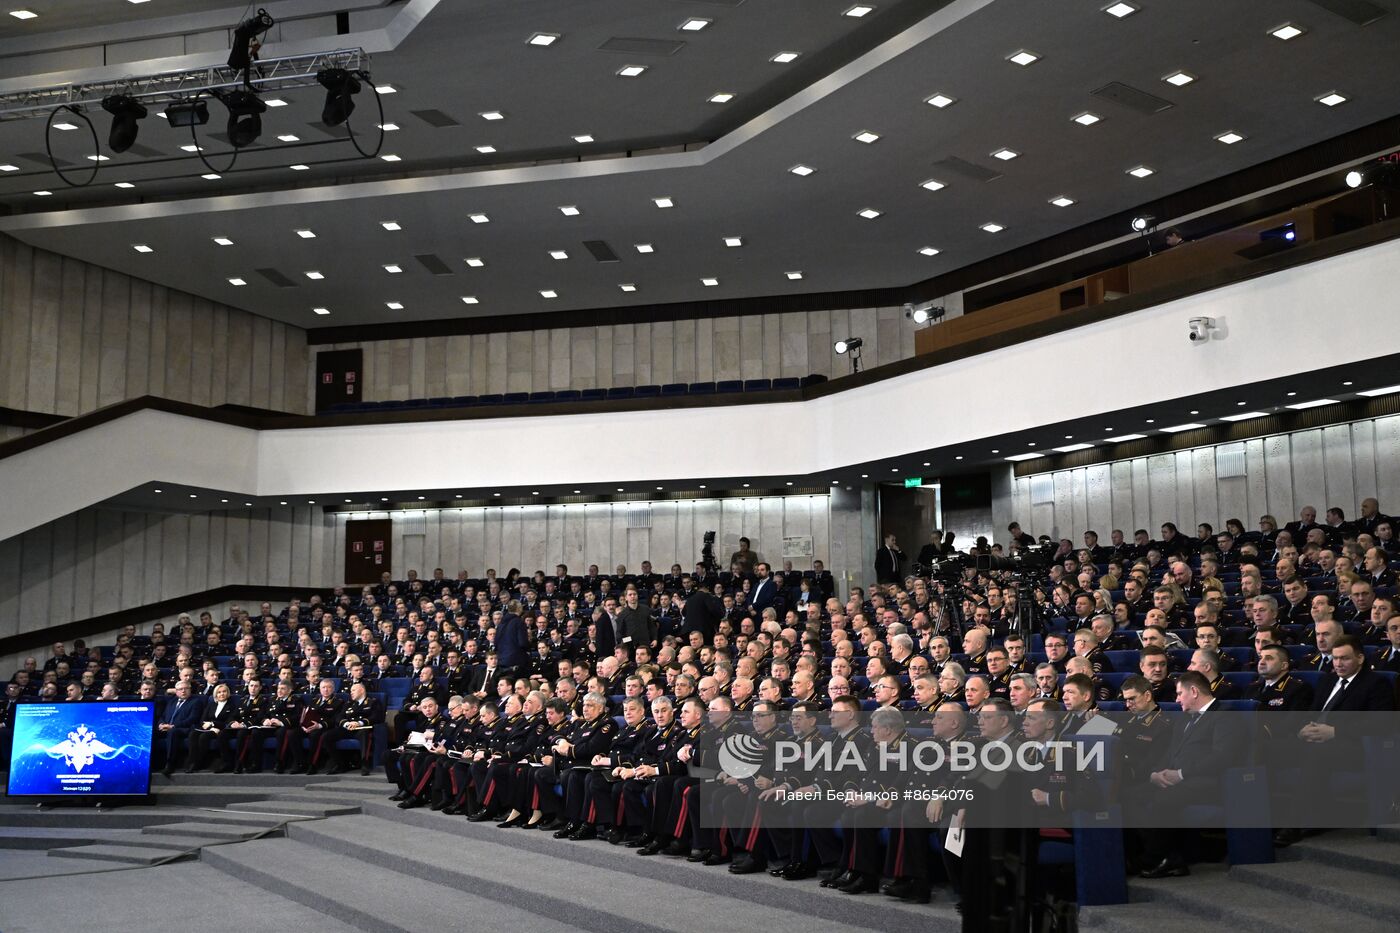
974,541,1056,637
700,530,720,575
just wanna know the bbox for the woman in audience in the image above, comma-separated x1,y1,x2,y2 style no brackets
188,683,237,772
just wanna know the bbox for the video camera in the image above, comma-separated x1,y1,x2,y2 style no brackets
975,540,1056,573
700,530,719,574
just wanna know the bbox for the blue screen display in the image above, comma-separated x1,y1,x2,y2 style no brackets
7,701,154,797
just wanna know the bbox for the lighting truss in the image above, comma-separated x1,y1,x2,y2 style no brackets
0,48,370,120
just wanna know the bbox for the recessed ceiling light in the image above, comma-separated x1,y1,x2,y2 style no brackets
277,134,300,142
289,164,309,171
955,456,963,461
925,93,956,108
295,229,316,238
617,488,625,492
1270,22,1305,40
86,154,110,162
1221,411,1268,422
179,144,204,152
381,154,401,162
132,244,153,253
1054,443,1094,453
708,92,735,103
227,277,246,286
991,148,1019,160
374,84,397,94
1189,410,1200,415
1161,422,1207,433
263,97,288,108
1357,384,1400,397
1215,131,1245,145
572,134,594,143
213,237,234,246
465,257,485,267
844,5,874,17
1316,92,1347,107
533,491,540,496
789,164,815,176
1005,453,1044,462
618,65,648,77
743,483,751,488
853,130,880,144
469,213,490,223
1145,419,1155,423
701,277,719,287
549,249,569,260
1049,195,1076,207
619,283,637,292
858,208,882,219
51,121,80,132
1237,400,1249,405
376,122,398,132
417,496,425,501
305,271,324,280
1285,398,1338,410
33,190,52,196
381,221,401,231
479,111,504,121
461,296,479,304
1103,2,1137,18
1008,50,1040,66
312,307,330,315
1127,165,1154,178
559,205,581,216
474,145,497,154
772,51,800,63
918,246,941,257
386,301,404,310
383,264,402,273
723,236,744,247
1111,434,1147,442
1163,71,1195,86
527,32,560,47
920,178,946,192
1072,111,1101,126
201,173,221,180
653,196,674,208
540,289,558,298
114,181,135,188
680,17,711,31
635,243,654,253
493,492,501,497
980,222,1005,233
786,271,804,280
0,163,17,171
10,10,37,19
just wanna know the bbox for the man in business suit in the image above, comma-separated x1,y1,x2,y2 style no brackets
875,534,905,585
1284,505,1320,544
1138,670,1250,877
494,601,530,681
154,680,205,777
748,563,779,618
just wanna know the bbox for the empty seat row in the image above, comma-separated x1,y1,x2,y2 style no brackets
324,374,825,414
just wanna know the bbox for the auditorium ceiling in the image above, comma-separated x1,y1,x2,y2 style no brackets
0,0,1397,326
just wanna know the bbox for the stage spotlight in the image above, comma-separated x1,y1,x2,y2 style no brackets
834,337,863,355
219,90,267,148
317,68,362,126
912,307,931,324
1346,169,1364,188
165,99,209,127
1130,214,1156,233
228,8,275,75
101,95,147,153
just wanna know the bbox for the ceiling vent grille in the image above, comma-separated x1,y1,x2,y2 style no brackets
415,254,454,275
930,156,1002,183
255,268,298,288
1305,0,1387,25
598,37,686,55
584,240,621,263
1090,82,1174,115
410,109,460,128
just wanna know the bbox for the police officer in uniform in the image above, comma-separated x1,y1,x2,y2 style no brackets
265,681,304,773
301,678,347,774
539,692,617,836
386,695,445,803
231,678,270,773
574,696,652,842
1244,645,1314,712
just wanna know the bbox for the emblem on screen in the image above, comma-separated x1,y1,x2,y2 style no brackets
46,724,115,773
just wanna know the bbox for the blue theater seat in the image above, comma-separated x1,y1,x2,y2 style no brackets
554,390,581,401
579,388,607,401
527,391,556,403
427,397,453,406
715,380,743,393
477,393,504,405
688,382,716,394
502,392,529,404
742,378,772,392
771,377,800,390
449,395,477,406
606,387,635,400
633,385,661,397
660,383,688,396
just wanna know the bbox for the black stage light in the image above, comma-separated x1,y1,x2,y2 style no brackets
165,99,209,127
102,94,148,153
834,337,863,355
228,8,275,74
317,68,361,126
219,90,267,148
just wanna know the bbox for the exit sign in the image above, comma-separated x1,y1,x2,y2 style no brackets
904,477,924,488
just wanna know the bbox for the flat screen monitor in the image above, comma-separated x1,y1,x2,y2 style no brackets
6,700,155,799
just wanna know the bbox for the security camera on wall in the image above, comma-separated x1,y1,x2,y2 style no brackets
1187,316,1216,343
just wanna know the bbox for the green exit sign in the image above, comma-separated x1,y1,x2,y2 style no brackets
904,477,924,488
